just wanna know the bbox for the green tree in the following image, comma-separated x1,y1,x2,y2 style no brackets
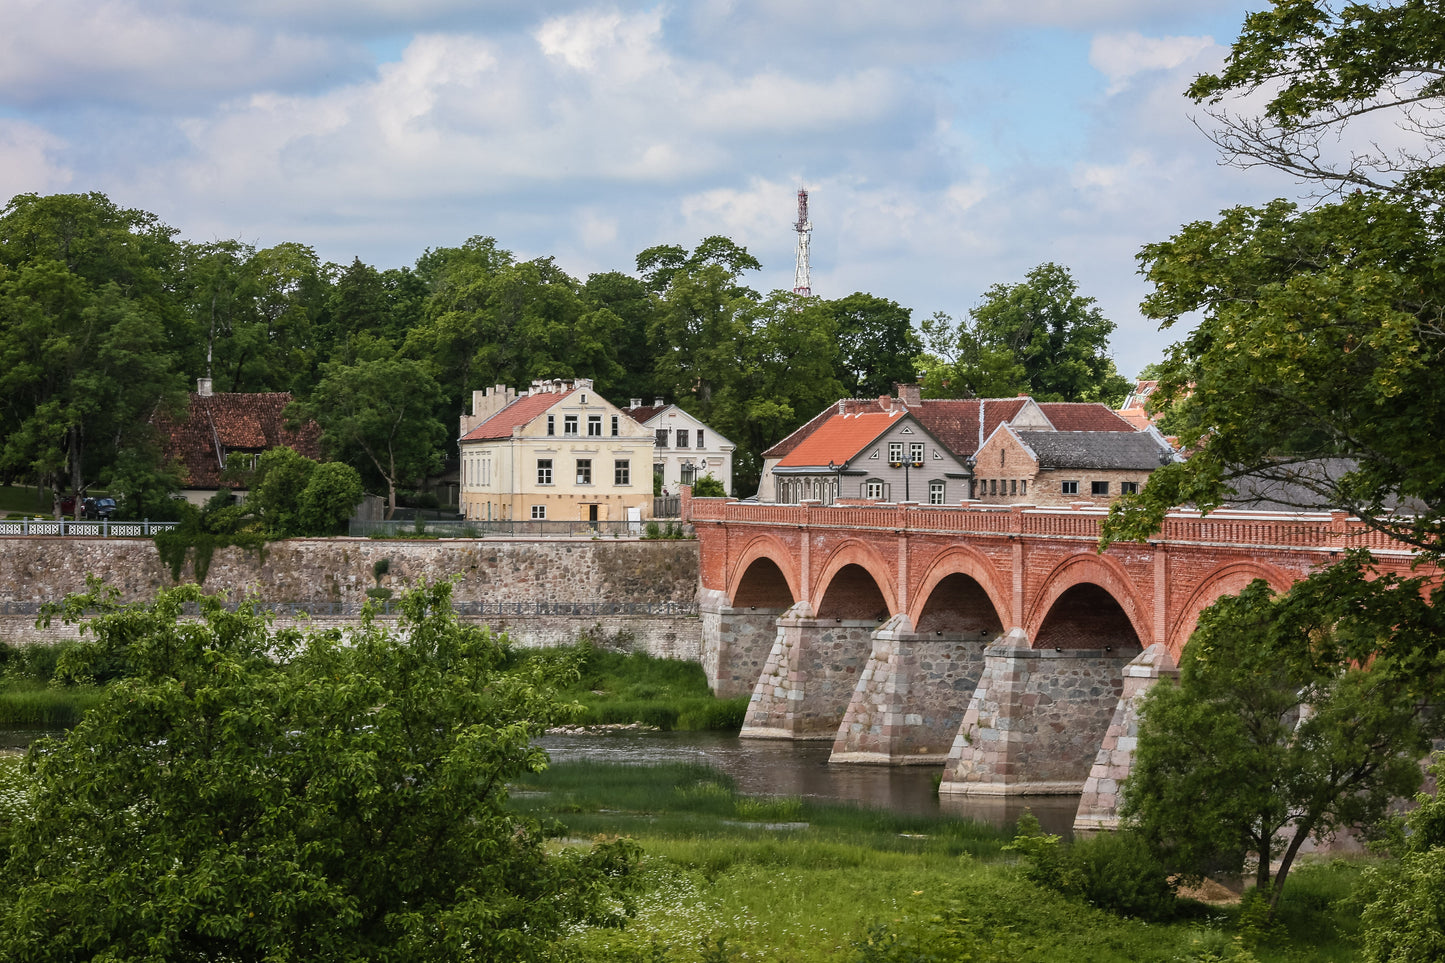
917,310,1028,400
297,460,364,535
963,263,1130,403
0,193,188,510
0,580,637,961
1358,759,1445,963
1122,562,1445,918
1105,193,1445,552
292,356,447,519
828,292,920,397
1189,0,1445,206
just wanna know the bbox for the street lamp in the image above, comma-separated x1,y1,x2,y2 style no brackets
827,460,842,504
888,456,924,502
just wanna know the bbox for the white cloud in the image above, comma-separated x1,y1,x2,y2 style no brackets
0,0,360,106
1089,31,1216,95
0,122,72,200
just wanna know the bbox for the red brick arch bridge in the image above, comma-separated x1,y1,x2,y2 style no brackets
686,498,1421,831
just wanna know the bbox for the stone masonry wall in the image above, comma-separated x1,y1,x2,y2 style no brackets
741,606,877,741
939,637,1134,794
0,536,700,658
832,622,988,764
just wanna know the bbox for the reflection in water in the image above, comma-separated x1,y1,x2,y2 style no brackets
537,731,1080,838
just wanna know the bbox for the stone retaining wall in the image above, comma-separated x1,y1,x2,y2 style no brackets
0,536,700,658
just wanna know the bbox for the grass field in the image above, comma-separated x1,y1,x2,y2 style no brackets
514,761,1372,963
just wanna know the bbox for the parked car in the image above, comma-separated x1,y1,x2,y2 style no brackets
85,497,117,520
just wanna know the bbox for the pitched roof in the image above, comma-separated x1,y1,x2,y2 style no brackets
909,398,1030,457
1015,430,1172,471
459,391,562,442
763,397,890,459
620,404,668,425
775,410,903,468
1035,403,1136,432
154,391,321,489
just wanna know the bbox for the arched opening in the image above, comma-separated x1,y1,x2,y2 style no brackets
915,573,1004,638
1034,583,1141,652
732,557,795,609
815,564,889,621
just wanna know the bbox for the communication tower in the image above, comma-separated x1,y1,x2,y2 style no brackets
792,188,812,296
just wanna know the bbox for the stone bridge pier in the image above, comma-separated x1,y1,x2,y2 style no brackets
739,603,879,740
830,617,991,765
700,589,788,699
938,633,1141,795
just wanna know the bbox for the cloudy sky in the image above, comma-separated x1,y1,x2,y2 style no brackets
1,1,1301,378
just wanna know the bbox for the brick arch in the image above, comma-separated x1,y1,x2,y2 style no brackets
908,545,1009,632
1167,560,1297,659
1027,553,1150,648
726,534,801,609
812,539,899,619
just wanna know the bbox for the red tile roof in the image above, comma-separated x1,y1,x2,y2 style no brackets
620,404,668,424
1036,403,1136,432
909,399,1030,457
154,392,321,490
763,398,890,459
776,411,903,467
459,392,562,442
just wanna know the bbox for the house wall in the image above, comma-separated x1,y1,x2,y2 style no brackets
460,387,655,522
649,407,735,495
970,429,1039,503
1027,468,1155,508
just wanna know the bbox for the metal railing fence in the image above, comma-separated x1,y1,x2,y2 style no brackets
0,519,180,538
348,518,693,538
0,599,698,619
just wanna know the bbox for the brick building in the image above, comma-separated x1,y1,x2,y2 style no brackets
971,423,1176,506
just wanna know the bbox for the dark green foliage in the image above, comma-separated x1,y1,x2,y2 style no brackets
1006,812,1177,921
0,580,640,962
690,474,726,498
511,641,745,732
1122,564,1445,918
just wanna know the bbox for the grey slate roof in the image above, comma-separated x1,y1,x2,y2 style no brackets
1016,430,1173,470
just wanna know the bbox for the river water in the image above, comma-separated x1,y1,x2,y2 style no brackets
538,730,1081,836
4,728,1081,836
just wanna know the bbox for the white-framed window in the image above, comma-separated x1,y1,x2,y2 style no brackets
909,442,924,465
614,460,630,485
1092,481,1110,496
865,479,884,499
588,415,602,437
677,429,689,448
928,480,945,505
656,429,669,448
546,415,555,436
537,459,553,485
531,505,547,519
611,415,619,436
564,415,578,435
576,458,592,484
1061,480,1079,495
1121,481,1138,495
888,441,903,463
695,430,704,448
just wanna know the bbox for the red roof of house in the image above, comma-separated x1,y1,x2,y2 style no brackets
459,392,562,442
154,391,321,490
620,404,667,424
776,410,903,468
1035,403,1136,432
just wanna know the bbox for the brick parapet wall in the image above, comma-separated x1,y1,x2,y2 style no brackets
0,537,700,657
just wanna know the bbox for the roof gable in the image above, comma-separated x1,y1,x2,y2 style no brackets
776,411,904,467
154,391,321,490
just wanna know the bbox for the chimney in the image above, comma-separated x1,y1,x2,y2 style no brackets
654,398,665,407
894,383,921,407
197,377,212,398
630,398,642,408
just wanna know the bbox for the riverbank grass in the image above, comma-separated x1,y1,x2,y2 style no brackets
514,640,749,732
514,761,1369,963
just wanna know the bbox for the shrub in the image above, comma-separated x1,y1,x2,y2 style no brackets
1007,813,1176,921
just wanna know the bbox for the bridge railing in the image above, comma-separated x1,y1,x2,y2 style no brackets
689,499,1416,553
0,519,180,538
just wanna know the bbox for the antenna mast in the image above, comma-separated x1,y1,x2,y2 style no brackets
792,187,812,296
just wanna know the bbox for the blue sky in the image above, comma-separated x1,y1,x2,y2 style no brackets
0,1,1300,379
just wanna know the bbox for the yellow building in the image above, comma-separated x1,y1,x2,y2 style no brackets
458,379,655,523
